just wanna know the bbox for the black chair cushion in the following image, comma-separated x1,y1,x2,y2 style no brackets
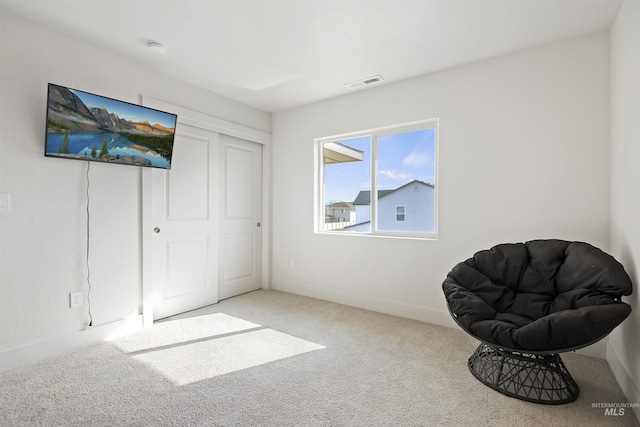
443,240,633,352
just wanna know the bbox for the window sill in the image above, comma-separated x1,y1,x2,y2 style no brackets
315,230,438,241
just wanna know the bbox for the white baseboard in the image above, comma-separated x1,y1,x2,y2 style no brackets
607,342,640,421
573,340,608,359
0,315,143,373
272,279,607,359
1,286,621,379
273,279,460,330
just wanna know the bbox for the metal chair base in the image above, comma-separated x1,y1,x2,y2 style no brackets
468,344,580,404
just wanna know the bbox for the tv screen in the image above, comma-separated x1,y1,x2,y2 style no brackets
44,83,177,169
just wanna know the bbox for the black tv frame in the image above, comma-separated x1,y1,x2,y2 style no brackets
44,83,178,170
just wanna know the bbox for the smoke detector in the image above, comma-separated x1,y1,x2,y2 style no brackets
345,75,384,89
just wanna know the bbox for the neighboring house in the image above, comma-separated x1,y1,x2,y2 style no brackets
325,201,356,223
348,180,435,233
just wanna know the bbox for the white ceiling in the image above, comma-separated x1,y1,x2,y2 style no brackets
0,0,623,113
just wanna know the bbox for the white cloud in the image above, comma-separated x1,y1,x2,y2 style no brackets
402,151,431,168
380,169,409,180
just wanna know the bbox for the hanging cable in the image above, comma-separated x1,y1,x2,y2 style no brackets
86,161,94,327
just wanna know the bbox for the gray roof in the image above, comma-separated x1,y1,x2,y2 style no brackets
352,180,433,205
327,201,355,209
353,190,393,205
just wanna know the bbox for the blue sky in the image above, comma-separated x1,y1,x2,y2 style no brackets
71,89,177,129
324,128,435,203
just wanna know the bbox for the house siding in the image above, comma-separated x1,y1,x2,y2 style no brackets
355,205,370,225
378,184,435,232
348,182,435,233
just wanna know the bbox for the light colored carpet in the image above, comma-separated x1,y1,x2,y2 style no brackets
1,290,638,426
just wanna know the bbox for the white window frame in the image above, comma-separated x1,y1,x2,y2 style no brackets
396,205,406,222
315,118,438,240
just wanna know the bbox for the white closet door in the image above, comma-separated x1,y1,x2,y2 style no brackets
148,124,220,320
218,134,262,300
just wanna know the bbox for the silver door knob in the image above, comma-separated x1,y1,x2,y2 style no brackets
153,227,161,233
257,222,261,228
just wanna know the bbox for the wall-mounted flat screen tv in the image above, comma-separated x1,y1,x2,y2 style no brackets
44,83,177,169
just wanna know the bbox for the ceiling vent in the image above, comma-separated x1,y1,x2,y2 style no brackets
345,75,384,89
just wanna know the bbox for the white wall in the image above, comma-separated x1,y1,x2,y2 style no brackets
0,13,270,356
609,0,640,418
272,32,611,327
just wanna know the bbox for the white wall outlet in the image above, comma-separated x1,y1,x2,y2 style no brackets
70,291,83,308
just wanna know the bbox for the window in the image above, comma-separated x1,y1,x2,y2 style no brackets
316,118,438,238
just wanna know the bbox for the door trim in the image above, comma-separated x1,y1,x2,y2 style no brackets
141,96,272,328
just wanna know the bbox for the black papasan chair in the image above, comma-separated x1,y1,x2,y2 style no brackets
442,239,633,404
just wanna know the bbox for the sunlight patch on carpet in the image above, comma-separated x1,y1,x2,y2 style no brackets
130,328,325,385
112,313,261,353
